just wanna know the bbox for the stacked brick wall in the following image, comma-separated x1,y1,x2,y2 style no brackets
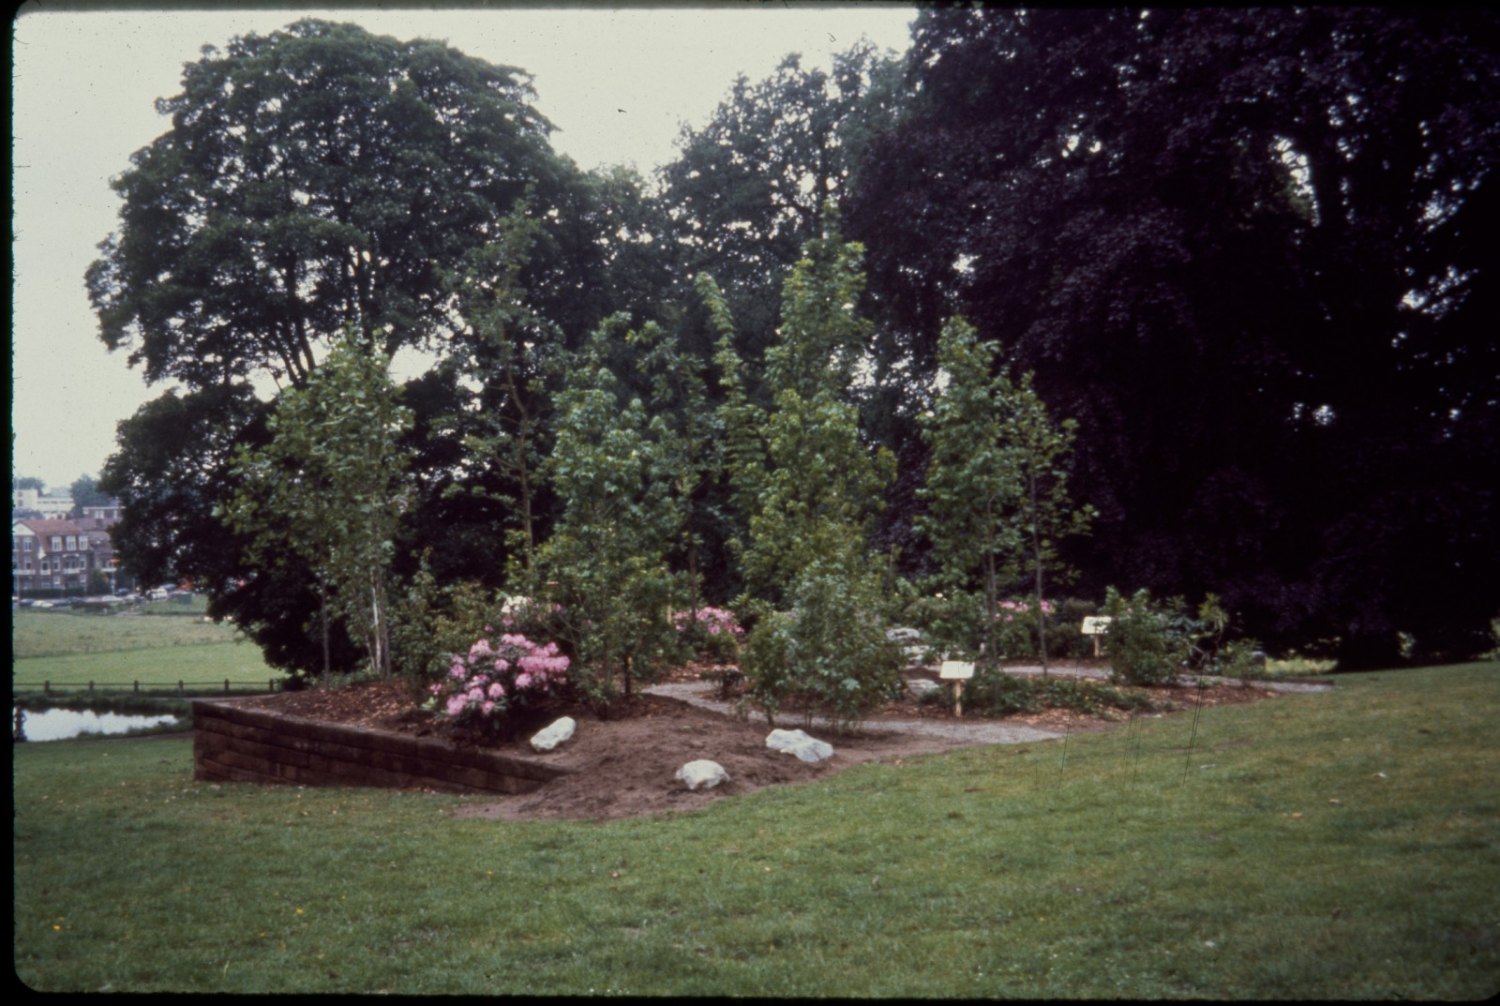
193,698,571,795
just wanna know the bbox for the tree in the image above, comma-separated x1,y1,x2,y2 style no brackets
917,318,1021,667
708,223,893,605
626,317,722,617
98,385,363,673
68,475,111,515
850,8,1500,666
706,224,901,728
86,18,571,389
660,45,905,380
1001,369,1093,675
919,319,1092,673
224,328,413,678
87,19,618,672
533,317,684,709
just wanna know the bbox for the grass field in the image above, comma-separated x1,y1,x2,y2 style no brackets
13,661,1499,997
12,607,283,691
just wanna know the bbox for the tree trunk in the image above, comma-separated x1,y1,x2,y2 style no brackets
1028,472,1050,678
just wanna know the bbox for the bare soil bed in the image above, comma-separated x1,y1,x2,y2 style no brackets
241,664,1283,822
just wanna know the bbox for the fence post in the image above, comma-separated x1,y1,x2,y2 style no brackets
89,681,95,694
178,680,185,696
44,681,51,696
225,679,230,694
134,680,140,693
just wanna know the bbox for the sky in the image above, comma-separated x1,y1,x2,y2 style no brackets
10,1,917,492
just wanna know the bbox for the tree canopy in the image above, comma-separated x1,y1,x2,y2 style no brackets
90,12,1499,674
847,7,1500,665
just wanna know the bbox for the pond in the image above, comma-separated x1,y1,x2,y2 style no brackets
13,707,183,742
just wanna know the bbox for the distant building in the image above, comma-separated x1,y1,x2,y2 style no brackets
11,488,74,517
11,516,120,595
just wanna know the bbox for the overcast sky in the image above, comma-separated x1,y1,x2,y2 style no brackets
10,1,916,491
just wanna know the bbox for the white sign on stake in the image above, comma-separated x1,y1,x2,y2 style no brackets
939,660,975,718
1081,616,1113,657
938,660,975,680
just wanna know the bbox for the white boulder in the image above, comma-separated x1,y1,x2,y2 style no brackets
530,716,577,753
907,678,941,699
676,759,730,791
766,728,835,764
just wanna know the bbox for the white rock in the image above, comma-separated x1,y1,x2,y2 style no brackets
907,678,941,698
530,716,576,753
765,728,835,763
676,759,730,791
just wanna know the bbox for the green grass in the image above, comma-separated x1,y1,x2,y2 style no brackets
14,662,1499,996
13,607,239,658
12,608,284,692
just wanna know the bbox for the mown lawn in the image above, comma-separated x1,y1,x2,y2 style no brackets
12,608,282,691
13,662,1499,997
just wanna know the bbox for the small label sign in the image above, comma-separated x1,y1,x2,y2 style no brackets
939,660,975,681
1081,616,1113,636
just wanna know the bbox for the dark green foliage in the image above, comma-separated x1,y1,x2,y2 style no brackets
961,669,1172,718
738,561,904,734
533,318,686,710
88,20,627,674
1101,587,1197,687
848,8,1500,667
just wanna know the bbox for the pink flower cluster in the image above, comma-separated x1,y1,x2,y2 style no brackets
429,631,570,726
998,598,1056,620
673,606,745,639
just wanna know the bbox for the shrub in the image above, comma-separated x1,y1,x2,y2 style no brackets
739,563,903,733
902,589,986,663
1046,597,1099,660
425,632,570,739
673,606,745,662
1211,637,1268,678
1101,587,1195,686
963,669,1176,717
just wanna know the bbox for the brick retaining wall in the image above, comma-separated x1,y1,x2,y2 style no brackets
193,698,572,795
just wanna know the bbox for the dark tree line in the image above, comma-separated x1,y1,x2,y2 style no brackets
91,14,1499,675
846,7,1500,668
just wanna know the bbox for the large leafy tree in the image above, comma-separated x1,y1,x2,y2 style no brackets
660,45,904,372
88,19,612,672
849,7,1500,666
86,18,568,385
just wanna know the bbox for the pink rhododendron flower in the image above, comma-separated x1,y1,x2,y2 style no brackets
488,682,505,700
446,694,468,716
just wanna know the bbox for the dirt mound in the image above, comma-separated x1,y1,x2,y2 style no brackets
243,671,1284,822
242,681,980,821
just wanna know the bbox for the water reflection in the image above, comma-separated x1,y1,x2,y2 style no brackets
14,707,182,742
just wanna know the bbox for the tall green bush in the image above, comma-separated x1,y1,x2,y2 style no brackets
739,557,902,733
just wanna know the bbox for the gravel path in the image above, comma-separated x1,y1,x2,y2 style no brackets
643,681,1065,745
644,663,1330,747
997,663,1334,694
